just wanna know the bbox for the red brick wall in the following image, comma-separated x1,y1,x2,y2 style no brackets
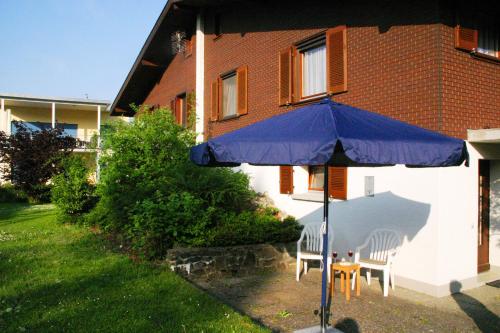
204,2,446,139
138,1,499,141
143,36,196,107
440,24,500,138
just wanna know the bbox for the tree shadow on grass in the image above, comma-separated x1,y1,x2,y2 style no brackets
188,273,274,331
1,230,268,333
0,203,33,223
449,280,500,333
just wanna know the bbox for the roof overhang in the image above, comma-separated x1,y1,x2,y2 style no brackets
110,0,239,116
110,0,198,116
467,128,500,143
0,93,110,107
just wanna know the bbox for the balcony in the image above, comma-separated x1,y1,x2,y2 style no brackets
74,137,99,152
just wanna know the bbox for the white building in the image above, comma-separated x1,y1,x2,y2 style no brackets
240,135,499,297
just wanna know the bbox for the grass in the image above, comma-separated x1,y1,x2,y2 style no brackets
0,203,269,332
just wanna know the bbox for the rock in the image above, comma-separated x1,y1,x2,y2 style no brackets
165,242,295,278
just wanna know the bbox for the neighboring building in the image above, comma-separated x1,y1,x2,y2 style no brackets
0,93,110,151
111,0,500,297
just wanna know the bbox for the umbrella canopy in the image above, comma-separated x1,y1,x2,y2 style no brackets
191,99,467,168
189,98,468,332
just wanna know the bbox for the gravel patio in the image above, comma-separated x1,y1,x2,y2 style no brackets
193,264,500,332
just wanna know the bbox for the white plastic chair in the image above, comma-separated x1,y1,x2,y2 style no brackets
296,223,334,282
351,229,401,297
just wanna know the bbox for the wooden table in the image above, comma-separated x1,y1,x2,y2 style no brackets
330,262,360,301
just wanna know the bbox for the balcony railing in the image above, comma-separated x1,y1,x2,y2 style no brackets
74,138,98,150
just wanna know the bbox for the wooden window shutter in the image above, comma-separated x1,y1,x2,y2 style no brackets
326,26,347,94
236,65,248,115
454,25,478,51
217,77,223,120
175,97,182,124
170,100,175,112
328,166,347,200
279,166,294,194
291,46,300,103
210,80,219,121
279,47,293,106
184,36,194,57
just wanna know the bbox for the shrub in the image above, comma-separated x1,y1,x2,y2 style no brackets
88,106,301,258
0,122,76,203
0,184,27,203
51,155,97,223
200,210,302,248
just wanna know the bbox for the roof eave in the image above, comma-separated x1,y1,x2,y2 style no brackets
110,0,176,115
0,93,110,107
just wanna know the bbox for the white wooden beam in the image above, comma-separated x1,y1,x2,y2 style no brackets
0,98,4,133
51,102,56,128
6,109,11,135
96,105,102,182
97,105,101,135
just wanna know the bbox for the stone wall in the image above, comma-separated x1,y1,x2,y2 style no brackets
166,243,296,279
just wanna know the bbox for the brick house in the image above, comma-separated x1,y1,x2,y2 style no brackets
111,0,500,297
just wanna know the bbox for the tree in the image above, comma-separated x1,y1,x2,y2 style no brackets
0,121,76,202
51,155,97,223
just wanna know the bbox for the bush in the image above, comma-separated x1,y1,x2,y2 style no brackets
51,155,97,223
87,106,301,258
200,210,302,247
0,121,76,203
0,184,27,203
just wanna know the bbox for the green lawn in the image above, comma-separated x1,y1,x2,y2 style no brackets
0,203,268,332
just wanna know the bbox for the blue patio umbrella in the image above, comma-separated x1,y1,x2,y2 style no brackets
190,98,468,332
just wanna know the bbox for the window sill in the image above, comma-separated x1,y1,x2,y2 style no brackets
213,114,239,122
280,93,341,108
296,94,328,105
470,50,500,64
291,191,329,203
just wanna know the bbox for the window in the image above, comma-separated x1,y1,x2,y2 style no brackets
174,94,187,127
477,27,499,57
280,165,347,199
301,43,327,98
455,25,499,60
210,66,248,121
221,72,237,118
309,165,325,191
279,26,347,106
11,121,77,138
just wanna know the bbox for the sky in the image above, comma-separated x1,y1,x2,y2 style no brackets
0,0,166,102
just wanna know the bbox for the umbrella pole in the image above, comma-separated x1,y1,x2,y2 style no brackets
320,164,330,332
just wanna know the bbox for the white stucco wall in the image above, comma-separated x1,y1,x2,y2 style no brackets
241,163,441,287
434,146,480,290
239,142,500,296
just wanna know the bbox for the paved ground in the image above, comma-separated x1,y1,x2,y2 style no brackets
193,265,500,332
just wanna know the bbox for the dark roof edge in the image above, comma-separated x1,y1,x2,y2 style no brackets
0,93,110,107
110,0,175,115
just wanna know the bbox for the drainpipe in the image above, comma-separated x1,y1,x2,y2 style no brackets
195,11,205,143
